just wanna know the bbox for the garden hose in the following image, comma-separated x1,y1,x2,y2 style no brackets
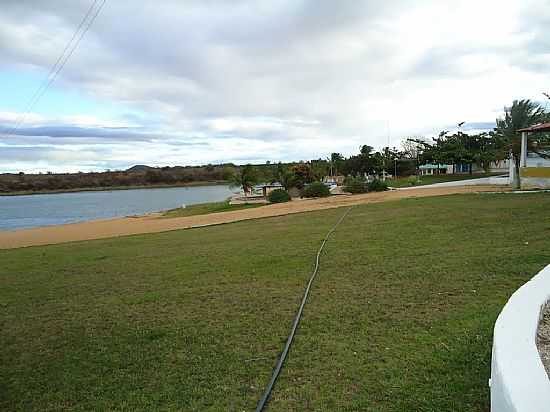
254,206,354,412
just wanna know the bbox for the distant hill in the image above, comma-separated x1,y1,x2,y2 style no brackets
0,162,288,194
126,165,155,173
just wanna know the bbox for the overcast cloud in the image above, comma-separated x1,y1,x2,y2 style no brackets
1,0,549,172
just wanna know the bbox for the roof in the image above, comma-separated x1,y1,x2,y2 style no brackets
419,164,450,169
517,122,550,133
256,182,283,188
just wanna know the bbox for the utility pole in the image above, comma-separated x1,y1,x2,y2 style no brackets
458,121,466,174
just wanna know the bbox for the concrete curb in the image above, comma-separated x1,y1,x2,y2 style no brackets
491,264,550,411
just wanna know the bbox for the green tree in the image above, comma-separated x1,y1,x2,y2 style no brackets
330,152,344,176
310,159,329,181
342,145,375,176
229,164,258,195
290,163,314,189
495,99,548,186
470,132,503,173
275,163,297,190
379,146,400,176
413,130,503,175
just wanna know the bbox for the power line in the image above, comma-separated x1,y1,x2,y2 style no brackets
3,0,107,138
5,0,101,136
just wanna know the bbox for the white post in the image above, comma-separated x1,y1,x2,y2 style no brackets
508,150,515,186
520,132,528,167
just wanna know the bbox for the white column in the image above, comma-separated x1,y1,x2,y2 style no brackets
509,149,515,185
520,132,528,167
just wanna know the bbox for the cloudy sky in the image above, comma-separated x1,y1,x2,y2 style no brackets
1,0,549,173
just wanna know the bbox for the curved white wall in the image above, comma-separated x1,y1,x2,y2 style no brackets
491,264,550,411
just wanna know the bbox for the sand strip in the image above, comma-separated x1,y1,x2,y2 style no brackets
0,185,504,249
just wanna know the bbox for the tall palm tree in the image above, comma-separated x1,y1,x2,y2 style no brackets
495,99,548,187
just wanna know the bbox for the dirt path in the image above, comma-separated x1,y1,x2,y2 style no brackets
0,185,504,249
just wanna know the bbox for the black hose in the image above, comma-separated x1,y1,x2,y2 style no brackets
254,206,354,412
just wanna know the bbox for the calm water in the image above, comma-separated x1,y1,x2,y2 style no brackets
0,185,237,231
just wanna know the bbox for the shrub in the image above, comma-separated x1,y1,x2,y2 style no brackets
367,179,389,192
303,181,330,198
407,175,420,186
344,177,368,194
268,188,291,203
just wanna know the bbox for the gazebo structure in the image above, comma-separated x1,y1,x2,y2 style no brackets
516,122,550,189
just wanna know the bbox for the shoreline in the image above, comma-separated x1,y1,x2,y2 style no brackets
0,181,229,197
0,185,509,249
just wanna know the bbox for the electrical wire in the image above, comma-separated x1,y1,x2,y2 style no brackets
3,0,107,138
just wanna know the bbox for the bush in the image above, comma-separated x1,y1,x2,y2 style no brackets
303,181,330,198
407,175,420,186
268,188,291,203
367,179,389,192
344,177,368,194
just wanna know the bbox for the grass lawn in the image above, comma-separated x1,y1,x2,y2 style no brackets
1,192,549,411
162,200,264,218
388,173,503,188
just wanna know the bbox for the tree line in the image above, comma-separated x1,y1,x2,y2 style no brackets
414,99,549,184
2,99,548,194
0,164,235,193
230,99,550,192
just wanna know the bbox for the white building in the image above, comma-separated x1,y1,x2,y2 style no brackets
419,160,510,176
517,123,550,189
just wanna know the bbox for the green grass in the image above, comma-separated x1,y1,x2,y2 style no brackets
1,193,549,411
388,173,503,188
162,200,264,218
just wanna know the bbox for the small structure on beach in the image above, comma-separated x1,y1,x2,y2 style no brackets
323,175,345,185
257,182,284,198
517,123,550,189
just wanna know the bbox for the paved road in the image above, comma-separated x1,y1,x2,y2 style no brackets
397,175,510,190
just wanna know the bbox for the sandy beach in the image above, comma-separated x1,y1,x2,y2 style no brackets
0,185,505,249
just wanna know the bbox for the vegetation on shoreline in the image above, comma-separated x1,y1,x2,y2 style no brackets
162,200,263,218
267,189,291,203
0,181,228,196
0,164,235,195
2,192,549,411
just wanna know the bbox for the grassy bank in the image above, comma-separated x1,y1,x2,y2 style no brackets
0,181,229,196
163,200,264,218
1,192,549,411
388,173,503,188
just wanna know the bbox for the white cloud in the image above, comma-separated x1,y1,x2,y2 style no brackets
0,0,549,172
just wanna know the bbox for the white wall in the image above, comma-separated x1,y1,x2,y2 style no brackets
526,154,550,168
491,264,550,412
521,177,550,189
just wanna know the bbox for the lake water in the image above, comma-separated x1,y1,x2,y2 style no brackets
0,185,237,231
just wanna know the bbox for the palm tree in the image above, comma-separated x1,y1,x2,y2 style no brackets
275,163,296,190
230,164,258,196
330,152,344,176
495,99,548,187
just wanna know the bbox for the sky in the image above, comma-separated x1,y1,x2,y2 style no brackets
1,0,549,173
